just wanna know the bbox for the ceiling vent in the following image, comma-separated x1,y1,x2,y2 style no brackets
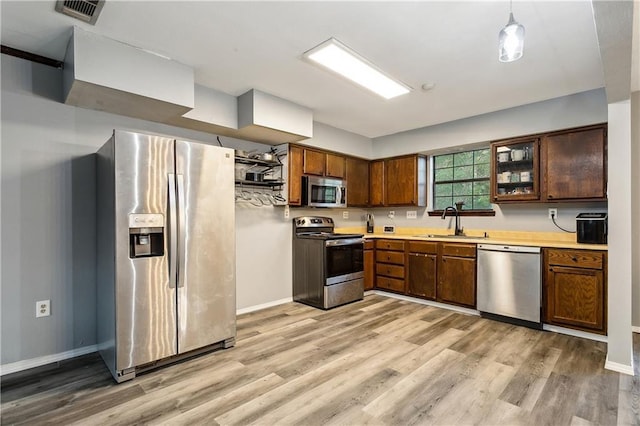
55,0,105,25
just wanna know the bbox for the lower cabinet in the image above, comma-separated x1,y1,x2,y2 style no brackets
543,248,607,334
374,239,405,293
407,241,437,300
437,243,477,308
375,239,476,308
364,240,375,291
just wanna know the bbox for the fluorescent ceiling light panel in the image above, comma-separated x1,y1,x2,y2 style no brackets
304,38,411,99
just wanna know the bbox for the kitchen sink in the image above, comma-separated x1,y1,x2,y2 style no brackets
412,234,488,240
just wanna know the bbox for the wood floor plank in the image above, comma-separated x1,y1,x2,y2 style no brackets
498,339,563,410
1,294,633,426
529,372,584,425
423,358,516,425
246,342,418,425
362,348,466,419
68,361,248,425
159,373,286,425
390,327,467,375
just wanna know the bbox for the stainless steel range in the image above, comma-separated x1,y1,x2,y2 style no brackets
292,216,364,309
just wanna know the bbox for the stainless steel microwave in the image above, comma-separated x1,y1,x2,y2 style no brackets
302,176,347,208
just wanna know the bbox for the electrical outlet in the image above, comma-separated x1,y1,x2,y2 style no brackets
36,300,50,318
406,211,417,219
548,208,558,220
388,211,395,219
284,205,290,219
343,211,349,219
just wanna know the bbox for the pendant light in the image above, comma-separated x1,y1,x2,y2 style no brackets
498,0,525,62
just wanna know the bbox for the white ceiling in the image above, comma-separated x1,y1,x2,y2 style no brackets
0,1,626,139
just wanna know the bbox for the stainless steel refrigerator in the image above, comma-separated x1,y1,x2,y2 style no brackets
96,130,236,383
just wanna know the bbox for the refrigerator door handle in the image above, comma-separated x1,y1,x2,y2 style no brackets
168,173,178,289
176,174,187,288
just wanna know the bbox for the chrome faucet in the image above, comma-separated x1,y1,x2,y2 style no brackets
441,201,465,236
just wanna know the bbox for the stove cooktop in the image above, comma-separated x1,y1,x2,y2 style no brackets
295,232,364,240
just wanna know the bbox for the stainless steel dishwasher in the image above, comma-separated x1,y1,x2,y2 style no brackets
477,244,542,329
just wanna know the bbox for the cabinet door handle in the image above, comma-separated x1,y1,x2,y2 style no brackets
387,256,391,260
549,268,554,272
548,194,554,199
571,257,577,262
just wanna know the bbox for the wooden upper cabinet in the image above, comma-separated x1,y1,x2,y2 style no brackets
346,157,369,207
303,148,326,176
326,153,346,179
541,124,607,201
385,155,427,207
369,160,385,207
490,137,540,203
288,145,304,206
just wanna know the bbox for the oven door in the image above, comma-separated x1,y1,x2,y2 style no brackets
325,238,364,285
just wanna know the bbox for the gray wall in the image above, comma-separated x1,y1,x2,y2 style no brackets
372,89,608,158
632,91,640,329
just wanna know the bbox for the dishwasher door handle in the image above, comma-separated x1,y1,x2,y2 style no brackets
477,244,540,254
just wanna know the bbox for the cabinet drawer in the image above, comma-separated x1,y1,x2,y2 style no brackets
376,276,405,292
408,241,438,254
440,243,476,258
376,263,405,279
546,249,604,269
375,239,405,251
364,240,374,250
376,250,405,265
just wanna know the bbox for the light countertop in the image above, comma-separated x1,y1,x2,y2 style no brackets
335,227,608,251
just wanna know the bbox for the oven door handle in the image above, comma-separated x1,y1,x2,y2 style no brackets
325,238,364,247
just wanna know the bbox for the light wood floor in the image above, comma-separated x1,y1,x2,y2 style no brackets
2,294,639,425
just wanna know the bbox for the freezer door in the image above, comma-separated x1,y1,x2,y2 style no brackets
114,131,177,370
175,140,236,353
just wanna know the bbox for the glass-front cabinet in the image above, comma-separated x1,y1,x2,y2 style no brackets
490,138,540,202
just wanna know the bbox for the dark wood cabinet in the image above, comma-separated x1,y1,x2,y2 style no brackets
373,239,475,308
288,145,304,206
364,240,375,291
490,137,540,202
490,123,607,204
326,153,346,179
369,160,385,207
541,125,607,201
543,248,607,334
301,148,347,179
368,155,426,207
437,243,476,308
374,239,405,293
346,157,370,207
303,148,326,176
385,155,427,207
407,241,438,300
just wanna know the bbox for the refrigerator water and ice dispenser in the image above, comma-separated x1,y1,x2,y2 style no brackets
128,213,165,258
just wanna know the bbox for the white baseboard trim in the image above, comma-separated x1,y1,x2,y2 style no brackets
373,290,480,317
605,354,635,376
236,297,293,315
632,326,640,334
0,344,98,376
542,324,608,343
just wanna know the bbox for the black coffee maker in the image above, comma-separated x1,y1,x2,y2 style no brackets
366,213,374,233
